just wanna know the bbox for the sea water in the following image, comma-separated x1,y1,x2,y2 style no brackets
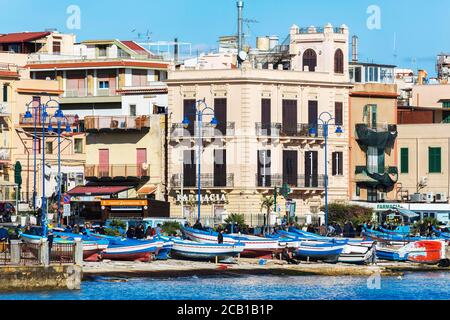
0,272,449,300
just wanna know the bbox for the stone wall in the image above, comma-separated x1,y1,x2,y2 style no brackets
0,265,82,292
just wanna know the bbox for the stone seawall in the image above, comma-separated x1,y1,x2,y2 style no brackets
0,265,82,292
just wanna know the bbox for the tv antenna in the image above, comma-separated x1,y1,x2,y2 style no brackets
132,29,153,43
243,18,259,45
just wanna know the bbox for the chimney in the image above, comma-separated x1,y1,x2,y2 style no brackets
237,1,244,55
174,38,179,64
352,35,359,62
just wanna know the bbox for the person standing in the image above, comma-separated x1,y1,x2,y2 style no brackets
217,229,224,244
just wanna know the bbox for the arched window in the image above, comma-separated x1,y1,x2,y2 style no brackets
303,49,317,72
334,49,344,74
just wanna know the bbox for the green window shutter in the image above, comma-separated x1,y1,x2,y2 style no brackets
377,148,385,174
400,148,409,173
429,147,442,173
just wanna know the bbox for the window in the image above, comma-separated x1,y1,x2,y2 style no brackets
400,148,409,174
130,105,136,116
356,185,361,197
332,152,343,176
367,187,378,202
2,84,8,102
98,45,108,57
429,147,441,173
53,41,61,55
99,81,110,89
367,147,384,174
303,49,317,72
74,139,83,154
335,102,343,126
354,67,362,83
334,49,344,74
45,141,53,154
365,66,380,82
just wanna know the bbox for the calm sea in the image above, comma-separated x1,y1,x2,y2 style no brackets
0,272,449,300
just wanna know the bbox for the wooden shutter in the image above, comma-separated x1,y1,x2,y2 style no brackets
282,100,297,135
183,99,196,136
214,149,227,187
214,98,227,135
183,150,196,187
283,150,298,186
400,148,409,173
99,149,109,176
305,151,318,187
257,150,272,187
308,100,318,132
429,147,441,173
261,99,271,135
335,102,343,126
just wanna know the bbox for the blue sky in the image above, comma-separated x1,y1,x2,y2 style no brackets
2,0,449,75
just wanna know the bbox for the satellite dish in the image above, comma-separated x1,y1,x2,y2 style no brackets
238,50,248,62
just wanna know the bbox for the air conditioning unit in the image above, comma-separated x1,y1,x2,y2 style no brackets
435,192,448,203
68,172,76,180
410,193,425,203
424,192,434,204
377,192,387,202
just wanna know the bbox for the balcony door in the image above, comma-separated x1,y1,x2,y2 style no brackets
257,150,272,187
308,101,318,134
137,148,147,177
282,100,297,136
283,150,298,186
183,150,196,187
305,151,318,187
99,149,109,177
183,99,196,136
214,149,227,187
214,98,227,136
66,70,86,97
261,99,271,136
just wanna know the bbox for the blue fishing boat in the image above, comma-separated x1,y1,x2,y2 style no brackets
294,239,348,262
160,236,245,261
433,227,450,240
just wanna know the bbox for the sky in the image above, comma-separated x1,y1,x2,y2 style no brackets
1,0,450,75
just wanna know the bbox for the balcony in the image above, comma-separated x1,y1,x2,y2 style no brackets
255,123,282,137
0,102,10,117
171,122,235,139
19,113,80,127
61,89,121,104
256,174,325,189
355,166,398,188
255,123,325,140
84,116,150,132
85,164,149,183
171,173,234,189
355,123,397,149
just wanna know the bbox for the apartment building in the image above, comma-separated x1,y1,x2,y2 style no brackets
167,24,352,226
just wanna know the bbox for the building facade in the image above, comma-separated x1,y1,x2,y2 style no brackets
167,24,352,226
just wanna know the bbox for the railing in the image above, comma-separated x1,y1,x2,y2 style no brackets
84,116,150,131
19,242,41,265
356,123,397,133
85,164,149,179
256,174,325,189
0,241,11,265
296,27,345,34
49,243,76,265
19,114,80,126
171,173,234,188
0,148,11,161
280,124,324,138
255,123,282,136
171,122,236,138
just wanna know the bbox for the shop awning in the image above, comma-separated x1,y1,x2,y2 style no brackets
396,207,420,218
137,184,157,195
67,185,133,196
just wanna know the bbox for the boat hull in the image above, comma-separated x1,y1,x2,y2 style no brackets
294,241,347,263
376,240,447,264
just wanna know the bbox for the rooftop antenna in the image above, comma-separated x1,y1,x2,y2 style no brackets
243,18,259,46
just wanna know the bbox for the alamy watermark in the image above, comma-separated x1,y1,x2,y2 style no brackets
366,5,381,30
66,5,81,30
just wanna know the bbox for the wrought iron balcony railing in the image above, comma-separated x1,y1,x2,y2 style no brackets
171,173,234,188
19,114,80,127
256,123,325,138
84,116,150,132
171,122,235,138
256,174,325,189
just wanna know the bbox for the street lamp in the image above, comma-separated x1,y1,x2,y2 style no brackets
48,110,72,228
309,112,343,227
182,99,218,223
24,98,70,236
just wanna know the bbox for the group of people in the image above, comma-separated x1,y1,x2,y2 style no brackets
125,224,163,240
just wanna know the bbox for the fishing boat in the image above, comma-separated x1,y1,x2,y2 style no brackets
338,242,375,264
376,240,447,264
86,232,158,262
161,236,245,261
433,227,450,240
182,227,281,258
52,231,109,261
20,232,108,262
152,238,173,260
294,239,348,263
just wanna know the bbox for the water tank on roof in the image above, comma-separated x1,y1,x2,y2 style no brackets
268,36,279,50
256,36,270,51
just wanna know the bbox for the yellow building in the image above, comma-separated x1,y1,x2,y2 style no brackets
349,83,399,203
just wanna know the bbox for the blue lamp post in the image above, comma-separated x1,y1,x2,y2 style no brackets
182,99,218,223
309,112,343,227
48,110,72,228
23,98,70,236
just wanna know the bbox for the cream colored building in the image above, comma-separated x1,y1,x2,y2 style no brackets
167,23,352,226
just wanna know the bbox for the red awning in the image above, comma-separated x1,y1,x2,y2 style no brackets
67,185,133,196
